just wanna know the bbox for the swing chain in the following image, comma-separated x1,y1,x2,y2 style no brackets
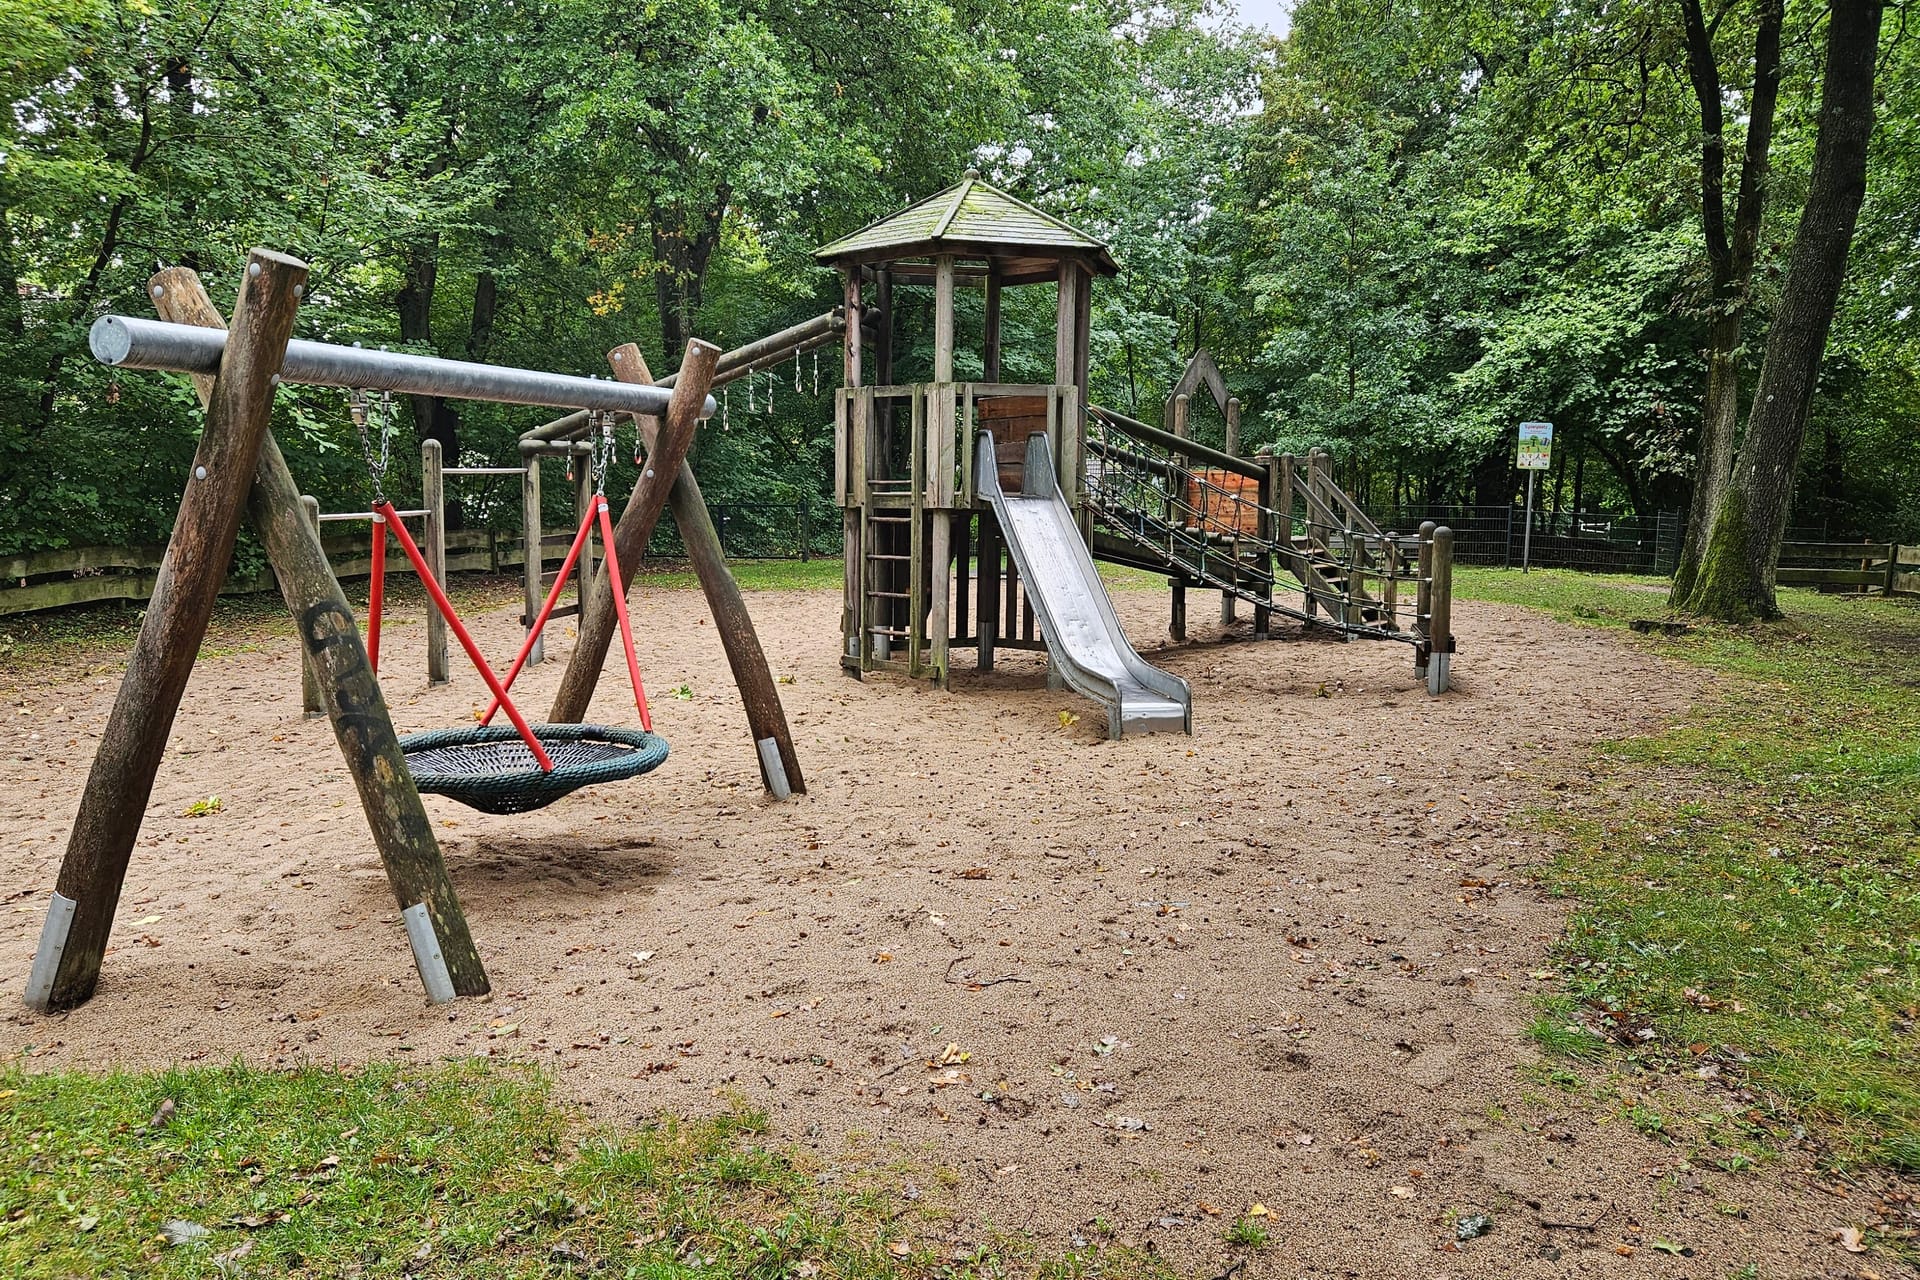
588,408,618,496
350,387,397,505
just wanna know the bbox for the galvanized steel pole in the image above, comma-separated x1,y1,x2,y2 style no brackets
91,315,715,419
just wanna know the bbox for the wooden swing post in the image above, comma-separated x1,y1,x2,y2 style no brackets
600,342,806,798
548,338,721,725
24,257,488,1013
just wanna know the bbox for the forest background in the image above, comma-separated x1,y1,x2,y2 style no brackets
2,0,1914,561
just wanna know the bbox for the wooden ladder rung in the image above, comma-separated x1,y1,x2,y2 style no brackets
867,590,911,599
865,553,910,562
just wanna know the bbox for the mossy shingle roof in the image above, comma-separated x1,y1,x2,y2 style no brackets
815,174,1116,281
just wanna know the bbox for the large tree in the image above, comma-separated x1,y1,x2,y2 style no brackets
1666,0,1783,602
1680,0,1886,619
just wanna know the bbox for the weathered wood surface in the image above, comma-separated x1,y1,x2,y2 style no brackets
143,266,484,1005
154,268,488,1002
520,454,545,667
549,339,721,723
600,343,805,795
421,440,450,683
32,252,306,1011
1,528,518,617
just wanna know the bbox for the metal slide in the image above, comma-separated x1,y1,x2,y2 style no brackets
976,432,1192,739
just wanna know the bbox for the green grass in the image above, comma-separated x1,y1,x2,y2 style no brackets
0,1062,1167,1279
1455,568,1920,1172
640,558,843,592
1220,1217,1269,1249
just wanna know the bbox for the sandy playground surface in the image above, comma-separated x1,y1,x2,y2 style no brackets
0,579,1899,1277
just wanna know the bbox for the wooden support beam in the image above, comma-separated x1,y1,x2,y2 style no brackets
574,448,596,611
933,255,956,383
875,268,894,385
549,339,721,724
421,439,449,683
983,267,1003,382
841,269,862,674
1224,396,1242,456
1427,526,1455,695
29,258,487,1011
27,252,307,1012
157,266,485,1005
521,457,544,666
1053,265,1079,390
977,514,1000,672
300,494,324,714
603,344,805,797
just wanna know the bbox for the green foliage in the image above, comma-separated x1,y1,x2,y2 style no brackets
0,0,1910,560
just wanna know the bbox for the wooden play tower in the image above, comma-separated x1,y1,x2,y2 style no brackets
821,170,1115,685
822,174,1457,718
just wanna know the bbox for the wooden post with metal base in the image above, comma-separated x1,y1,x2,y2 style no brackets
600,342,805,799
24,256,487,1014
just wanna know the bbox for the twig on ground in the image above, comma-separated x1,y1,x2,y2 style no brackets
943,954,1032,988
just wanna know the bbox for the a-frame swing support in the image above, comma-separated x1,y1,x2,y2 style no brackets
24,255,488,1013
546,341,806,801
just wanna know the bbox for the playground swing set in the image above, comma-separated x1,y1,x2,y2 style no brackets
22,179,1458,1018
24,249,803,1014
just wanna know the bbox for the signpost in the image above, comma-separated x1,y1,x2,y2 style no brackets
1517,422,1553,573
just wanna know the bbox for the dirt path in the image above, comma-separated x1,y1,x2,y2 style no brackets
0,584,1875,1277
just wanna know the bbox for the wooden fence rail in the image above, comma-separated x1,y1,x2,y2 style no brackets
1776,541,1918,597
1,529,532,618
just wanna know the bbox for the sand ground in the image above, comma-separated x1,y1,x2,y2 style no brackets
0,581,1897,1277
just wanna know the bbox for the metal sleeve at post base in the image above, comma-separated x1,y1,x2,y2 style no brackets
1427,525,1455,695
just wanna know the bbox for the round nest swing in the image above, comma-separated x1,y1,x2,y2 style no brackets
399,723,669,815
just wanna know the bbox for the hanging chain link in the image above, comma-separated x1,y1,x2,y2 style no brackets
587,409,617,496
350,388,396,505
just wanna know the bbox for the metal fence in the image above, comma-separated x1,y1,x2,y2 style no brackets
1371,506,1685,574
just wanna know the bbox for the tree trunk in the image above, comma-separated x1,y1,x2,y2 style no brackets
396,238,461,460
1683,0,1883,621
1669,0,1783,602
650,188,728,360
0,206,21,340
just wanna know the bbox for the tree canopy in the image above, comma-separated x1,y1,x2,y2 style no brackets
1,0,1911,573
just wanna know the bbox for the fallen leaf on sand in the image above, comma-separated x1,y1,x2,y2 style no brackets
1837,1225,1867,1253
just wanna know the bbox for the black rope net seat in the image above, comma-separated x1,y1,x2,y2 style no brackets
399,723,669,815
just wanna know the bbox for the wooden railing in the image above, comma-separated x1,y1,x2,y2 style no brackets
0,530,530,617
1778,541,1918,597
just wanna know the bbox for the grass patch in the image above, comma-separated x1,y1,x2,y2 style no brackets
639,558,842,592
0,1061,1167,1279
1459,569,1920,1172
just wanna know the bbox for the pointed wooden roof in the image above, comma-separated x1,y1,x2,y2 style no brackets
815,172,1117,285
